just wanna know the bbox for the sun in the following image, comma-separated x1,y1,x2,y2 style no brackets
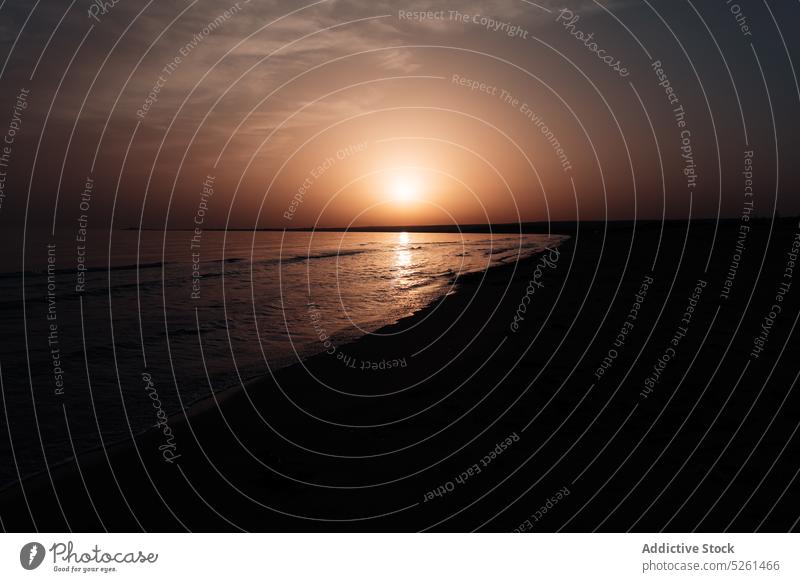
389,174,420,203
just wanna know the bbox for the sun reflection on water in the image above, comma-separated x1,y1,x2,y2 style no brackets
394,232,413,275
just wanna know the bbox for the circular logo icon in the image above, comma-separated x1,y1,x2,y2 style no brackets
20,542,46,570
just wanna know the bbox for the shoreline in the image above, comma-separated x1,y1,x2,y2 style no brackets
0,236,568,495
2,222,798,531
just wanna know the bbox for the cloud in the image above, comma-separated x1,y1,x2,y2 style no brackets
0,0,652,172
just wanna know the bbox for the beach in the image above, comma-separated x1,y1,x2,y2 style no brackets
1,220,798,532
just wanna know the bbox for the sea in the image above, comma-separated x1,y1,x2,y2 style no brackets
0,229,565,487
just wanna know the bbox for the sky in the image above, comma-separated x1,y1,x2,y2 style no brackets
0,0,797,229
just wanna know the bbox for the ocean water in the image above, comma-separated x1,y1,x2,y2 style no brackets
0,230,565,486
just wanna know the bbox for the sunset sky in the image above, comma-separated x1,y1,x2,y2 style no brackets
0,0,797,229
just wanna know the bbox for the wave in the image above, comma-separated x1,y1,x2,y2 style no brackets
0,257,247,280
258,249,368,266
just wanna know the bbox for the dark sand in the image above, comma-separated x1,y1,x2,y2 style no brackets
1,221,799,532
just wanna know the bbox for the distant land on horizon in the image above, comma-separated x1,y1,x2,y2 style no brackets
127,216,799,234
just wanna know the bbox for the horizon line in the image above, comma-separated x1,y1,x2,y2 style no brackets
125,216,798,232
